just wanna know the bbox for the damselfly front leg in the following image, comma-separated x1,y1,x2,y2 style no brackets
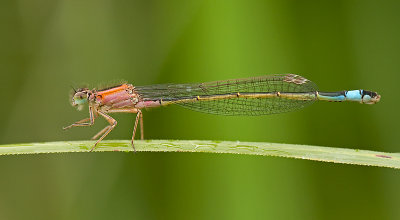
63,106,96,130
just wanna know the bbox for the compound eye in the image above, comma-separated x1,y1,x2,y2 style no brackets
73,91,88,105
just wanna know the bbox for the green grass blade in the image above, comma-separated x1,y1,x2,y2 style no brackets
0,140,398,169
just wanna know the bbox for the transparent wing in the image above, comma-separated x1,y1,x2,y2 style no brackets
135,74,318,116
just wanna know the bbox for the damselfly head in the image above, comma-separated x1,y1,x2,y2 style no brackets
362,91,381,104
71,88,90,110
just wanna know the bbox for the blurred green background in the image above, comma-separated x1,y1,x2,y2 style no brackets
1,0,399,219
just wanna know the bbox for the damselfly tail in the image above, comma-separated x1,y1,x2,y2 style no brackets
317,90,380,104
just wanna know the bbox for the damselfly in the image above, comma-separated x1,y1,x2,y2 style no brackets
64,74,380,152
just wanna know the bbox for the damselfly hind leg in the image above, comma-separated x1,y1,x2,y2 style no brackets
103,108,141,153
140,112,144,140
91,111,117,152
130,109,143,153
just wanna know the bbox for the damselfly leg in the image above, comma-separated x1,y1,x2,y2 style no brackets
140,112,144,140
91,111,117,152
105,108,143,152
91,124,112,140
131,109,142,152
63,106,96,130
